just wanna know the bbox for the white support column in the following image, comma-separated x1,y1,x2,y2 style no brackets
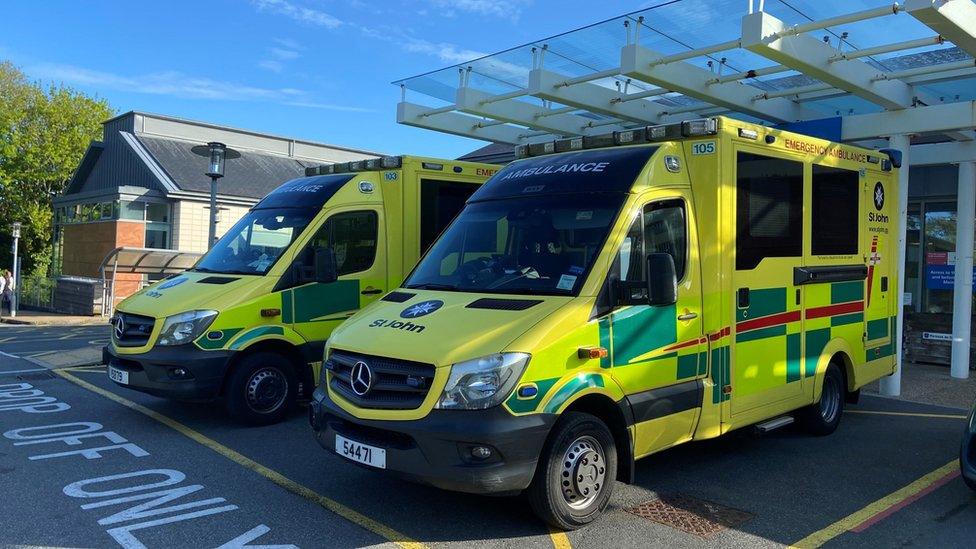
881,134,912,396
951,161,975,379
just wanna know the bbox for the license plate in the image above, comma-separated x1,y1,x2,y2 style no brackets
335,434,386,469
108,366,129,385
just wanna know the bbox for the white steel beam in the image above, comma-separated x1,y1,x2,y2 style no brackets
910,139,976,165
527,69,690,125
906,0,976,57
841,101,976,140
397,102,545,144
741,11,915,110
619,44,815,122
455,87,627,136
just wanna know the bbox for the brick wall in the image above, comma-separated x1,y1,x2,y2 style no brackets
62,220,145,304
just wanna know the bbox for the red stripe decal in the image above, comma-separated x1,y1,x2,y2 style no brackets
736,310,800,333
805,300,864,320
663,337,707,352
850,469,959,533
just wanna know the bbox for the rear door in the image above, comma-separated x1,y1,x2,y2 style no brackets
729,150,805,416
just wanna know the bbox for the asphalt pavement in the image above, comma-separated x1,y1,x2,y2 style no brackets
1,324,974,548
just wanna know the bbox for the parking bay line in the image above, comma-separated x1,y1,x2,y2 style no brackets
846,410,967,420
788,459,959,548
52,368,427,549
548,526,572,549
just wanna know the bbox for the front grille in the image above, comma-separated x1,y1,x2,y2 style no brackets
327,350,435,410
113,312,155,347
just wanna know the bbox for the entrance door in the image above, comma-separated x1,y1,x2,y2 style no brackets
730,151,805,416
288,207,387,343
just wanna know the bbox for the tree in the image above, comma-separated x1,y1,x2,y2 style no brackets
0,61,113,276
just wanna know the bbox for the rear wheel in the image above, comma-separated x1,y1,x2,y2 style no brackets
225,352,297,426
527,412,617,530
797,362,844,436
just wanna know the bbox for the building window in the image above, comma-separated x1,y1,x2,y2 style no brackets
735,152,803,270
146,202,169,223
121,200,146,220
812,165,859,256
144,202,172,250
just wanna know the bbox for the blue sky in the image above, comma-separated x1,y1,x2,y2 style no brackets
0,1,651,159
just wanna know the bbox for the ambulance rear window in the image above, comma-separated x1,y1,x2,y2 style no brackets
812,165,859,256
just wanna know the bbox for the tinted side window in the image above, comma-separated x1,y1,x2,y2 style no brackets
736,152,803,270
644,200,686,281
420,179,478,253
812,165,859,255
308,211,378,275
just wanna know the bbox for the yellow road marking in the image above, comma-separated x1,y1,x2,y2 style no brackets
53,369,427,549
846,409,967,420
788,459,958,548
548,526,572,549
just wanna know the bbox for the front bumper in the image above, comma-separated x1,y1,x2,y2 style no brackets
103,344,234,401
310,386,555,495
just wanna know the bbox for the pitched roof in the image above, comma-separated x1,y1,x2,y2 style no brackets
456,142,515,165
135,135,313,199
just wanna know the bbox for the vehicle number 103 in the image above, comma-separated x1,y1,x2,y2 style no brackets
691,141,716,155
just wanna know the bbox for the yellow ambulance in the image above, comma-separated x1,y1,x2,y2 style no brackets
104,156,497,425
309,117,900,529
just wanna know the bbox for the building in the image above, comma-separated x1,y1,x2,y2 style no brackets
53,111,379,301
409,0,976,391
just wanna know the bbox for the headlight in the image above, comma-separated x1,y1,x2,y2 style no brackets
435,353,530,410
156,310,218,346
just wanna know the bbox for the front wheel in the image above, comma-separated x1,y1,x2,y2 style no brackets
225,353,298,426
527,412,617,530
797,363,844,436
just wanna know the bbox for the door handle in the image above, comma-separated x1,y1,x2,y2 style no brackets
677,312,698,321
361,287,383,295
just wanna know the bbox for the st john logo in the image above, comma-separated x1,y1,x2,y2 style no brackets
873,182,885,211
400,300,443,319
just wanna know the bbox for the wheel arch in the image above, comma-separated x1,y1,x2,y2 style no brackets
563,392,634,484
812,337,857,397
219,338,309,397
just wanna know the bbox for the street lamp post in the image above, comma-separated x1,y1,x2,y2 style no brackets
10,222,20,318
191,142,240,249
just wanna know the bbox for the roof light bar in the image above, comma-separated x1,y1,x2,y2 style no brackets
515,118,718,159
305,155,404,177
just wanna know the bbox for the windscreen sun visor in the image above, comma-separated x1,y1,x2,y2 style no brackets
469,146,658,202
253,174,355,210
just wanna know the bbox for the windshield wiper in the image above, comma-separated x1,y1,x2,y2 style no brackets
406,283,459,291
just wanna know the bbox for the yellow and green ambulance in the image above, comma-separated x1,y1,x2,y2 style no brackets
309,117,901,528
104,156,497,425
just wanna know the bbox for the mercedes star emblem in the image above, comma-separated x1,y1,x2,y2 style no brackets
350,361,373,396
114,315,126,340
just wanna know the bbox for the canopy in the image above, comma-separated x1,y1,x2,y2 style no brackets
396,0,976,160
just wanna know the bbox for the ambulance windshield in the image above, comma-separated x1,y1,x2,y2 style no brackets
193,207,314,275
405,193,624,296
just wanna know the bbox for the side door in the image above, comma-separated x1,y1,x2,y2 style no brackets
730,150,805,417
606,194,705,457
287,207,387,343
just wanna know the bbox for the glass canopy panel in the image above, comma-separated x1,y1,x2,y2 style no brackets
396,0,975,138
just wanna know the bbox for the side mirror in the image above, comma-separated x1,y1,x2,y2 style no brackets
646,253,677,306
314,247,338,284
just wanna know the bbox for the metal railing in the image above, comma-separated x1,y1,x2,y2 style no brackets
17,275,57,312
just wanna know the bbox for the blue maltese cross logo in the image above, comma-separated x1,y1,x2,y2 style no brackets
400,300,444,319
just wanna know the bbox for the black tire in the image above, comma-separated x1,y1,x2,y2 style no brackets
527,412,617,530
797,363,844,436
224,352,298,426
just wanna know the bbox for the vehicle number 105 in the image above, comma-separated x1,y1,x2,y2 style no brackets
692,141,716,155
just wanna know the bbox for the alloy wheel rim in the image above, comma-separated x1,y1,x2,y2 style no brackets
559,435,607,510
246,367,288,414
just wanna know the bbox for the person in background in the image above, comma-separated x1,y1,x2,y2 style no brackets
1,269,12,316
